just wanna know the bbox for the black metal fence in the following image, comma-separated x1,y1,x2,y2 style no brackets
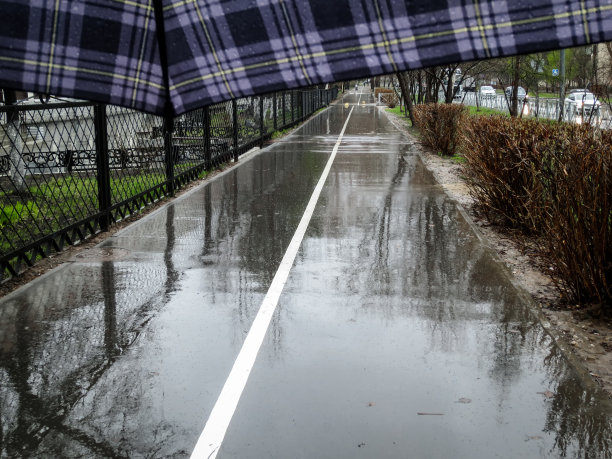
0,87,339,279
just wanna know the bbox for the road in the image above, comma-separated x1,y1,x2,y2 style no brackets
0,88,610,458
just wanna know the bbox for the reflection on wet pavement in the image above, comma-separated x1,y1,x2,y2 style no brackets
0,91,610,458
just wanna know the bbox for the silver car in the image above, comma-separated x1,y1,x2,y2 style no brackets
565,90,601,117
505,86,527,100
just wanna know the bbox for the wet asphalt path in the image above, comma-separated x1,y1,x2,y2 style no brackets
0,89,610,458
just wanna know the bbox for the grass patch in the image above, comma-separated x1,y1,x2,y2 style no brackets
197,169,211,180
0,201,39,230
271,127,294,140
385,106,408,117
449,154,466,164
0,171,167,256
467,106,509,117
385,106,414,128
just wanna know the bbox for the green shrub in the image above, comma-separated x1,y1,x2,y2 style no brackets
413,103,466,156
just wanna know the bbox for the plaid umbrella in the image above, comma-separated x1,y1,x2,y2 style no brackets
1,0,611,116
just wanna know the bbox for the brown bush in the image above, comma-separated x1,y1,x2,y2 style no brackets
374,87,394,98
413,103,466,156
541,127,612,307
380,93,398,107
462,116,612,309
461,116,555,234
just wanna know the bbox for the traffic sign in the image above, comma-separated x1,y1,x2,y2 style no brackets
552,68,559,76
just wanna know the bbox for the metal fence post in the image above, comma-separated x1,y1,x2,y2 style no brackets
259,96,264,146
282,92,286,127
232,99,239,162
310,90,313,115
298,91,303,120
163,115,175,196
273,92,277,131
310,91,313,114
291,91,295,123
94,104,112,232
310,90,314,115
203,106,211,170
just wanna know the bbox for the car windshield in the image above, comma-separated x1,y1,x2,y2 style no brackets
506,87,526,96
575,93,595,101
481,86,493,91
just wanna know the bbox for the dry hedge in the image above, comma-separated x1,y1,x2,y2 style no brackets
461,116,554,234
541,128,612,306
413,104,466,156
461,115,612,309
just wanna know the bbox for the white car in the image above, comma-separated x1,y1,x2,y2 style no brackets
565,90,601,117
479,85,496,98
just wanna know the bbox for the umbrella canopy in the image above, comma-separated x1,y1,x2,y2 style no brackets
1,0,612,116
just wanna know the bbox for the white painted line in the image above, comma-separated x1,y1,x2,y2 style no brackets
190,106,355,459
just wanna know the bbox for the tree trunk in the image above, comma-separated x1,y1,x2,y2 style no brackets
510,57,521,117
417,71,424,104
445,68,454,104
3,89,27,192
396,72,416,125
591,44,598,90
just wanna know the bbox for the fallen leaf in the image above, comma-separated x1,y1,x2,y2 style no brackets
525,435,543,442
537,390,555,398
455,398,472,404
367,402,376,407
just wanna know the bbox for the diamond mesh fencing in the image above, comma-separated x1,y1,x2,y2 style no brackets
0,87,339,279
209,100,234,168
0,102,101,276
237,96,261,147
105,106,166,218
172,107,206,185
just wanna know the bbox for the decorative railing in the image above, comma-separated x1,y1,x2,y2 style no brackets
0,87,339,279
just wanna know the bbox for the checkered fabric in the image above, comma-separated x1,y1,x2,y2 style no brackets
1,0,612,115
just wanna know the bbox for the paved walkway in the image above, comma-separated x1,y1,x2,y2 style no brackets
0,88,610,458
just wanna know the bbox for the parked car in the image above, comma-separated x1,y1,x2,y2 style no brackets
504,86,528,100
479,85,496,98
564,90,601,117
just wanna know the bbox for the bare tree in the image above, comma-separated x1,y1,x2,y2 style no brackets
2,89,27,192
395,72,416,125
